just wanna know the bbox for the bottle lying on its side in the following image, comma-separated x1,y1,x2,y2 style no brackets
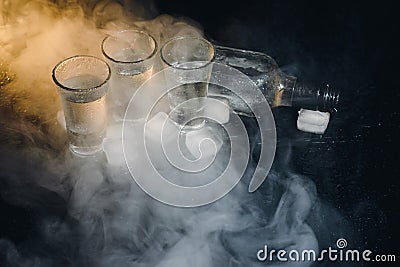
209,45,340,117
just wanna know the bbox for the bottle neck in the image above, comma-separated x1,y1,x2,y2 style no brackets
262,72,340,112
290,82,340,112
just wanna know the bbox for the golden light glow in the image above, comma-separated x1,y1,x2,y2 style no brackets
0,1,203,150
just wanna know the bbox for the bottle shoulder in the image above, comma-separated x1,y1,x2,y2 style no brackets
213,45,278,74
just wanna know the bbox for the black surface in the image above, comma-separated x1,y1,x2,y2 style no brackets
155,0,400,250
156,0,400,229
1,0,399,266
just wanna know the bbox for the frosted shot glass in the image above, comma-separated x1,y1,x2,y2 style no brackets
52,55,111,156
160,36,214,129
101,29,157,121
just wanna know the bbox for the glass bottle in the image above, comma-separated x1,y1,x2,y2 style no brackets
209,45,340,116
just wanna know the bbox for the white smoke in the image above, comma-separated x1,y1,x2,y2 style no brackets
0,1,321,266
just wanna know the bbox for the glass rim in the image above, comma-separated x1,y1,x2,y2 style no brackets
101,29,158,64
52,55,111,93
160,36,215,70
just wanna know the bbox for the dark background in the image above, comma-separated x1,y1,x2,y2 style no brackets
155,0,399,257
1,0,399,265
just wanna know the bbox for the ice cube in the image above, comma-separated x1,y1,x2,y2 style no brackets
297,109,330,134
145,112,224,160
185,125,223,159
204,96,230,124
145,112,181,145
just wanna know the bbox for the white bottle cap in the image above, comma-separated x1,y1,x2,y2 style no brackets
297,108,330,134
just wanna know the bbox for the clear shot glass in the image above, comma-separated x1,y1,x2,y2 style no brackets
101,29,157,121
52,55,111,156
160,36,214,130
